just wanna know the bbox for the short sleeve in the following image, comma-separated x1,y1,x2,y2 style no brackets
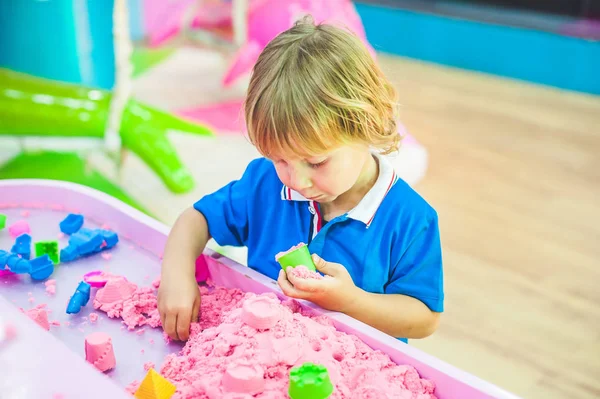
384,212,444,312
193,161,259,247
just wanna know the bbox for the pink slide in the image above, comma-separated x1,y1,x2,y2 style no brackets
0,180,520,398
178,99,246,134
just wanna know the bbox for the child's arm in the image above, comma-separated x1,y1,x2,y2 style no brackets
279,254,440,339
158,207,210,341
343,290,440,339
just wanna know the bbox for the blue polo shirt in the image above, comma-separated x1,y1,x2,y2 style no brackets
194,154,444,341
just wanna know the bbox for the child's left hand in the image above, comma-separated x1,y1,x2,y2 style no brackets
277,254,361,313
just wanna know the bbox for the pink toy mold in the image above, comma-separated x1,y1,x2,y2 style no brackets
8,220,31,238
85,332,117,372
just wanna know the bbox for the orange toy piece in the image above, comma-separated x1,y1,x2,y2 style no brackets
134,368,176,399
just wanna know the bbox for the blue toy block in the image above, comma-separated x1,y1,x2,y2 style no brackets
3,251,32,274
29,254,54,281
59,213,84,235
0,250,10,266
99,229,119,249
66,281,92,314
60,244,79,263
69,228,103,255
66,293,86,314
11,233,32,260
76,280,91,305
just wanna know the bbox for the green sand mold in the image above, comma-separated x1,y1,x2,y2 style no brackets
276,244,316,272
35,241,60,265
0,214,6,230
289,363,333,399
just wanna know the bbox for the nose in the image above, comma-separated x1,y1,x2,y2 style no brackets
289,166,312,191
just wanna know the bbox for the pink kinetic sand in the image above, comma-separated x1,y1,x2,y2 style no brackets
89,313,99,323
8,220,30,238
85,332,117,372
95,276,437,399
241,295,282,330
288,265,324,280
95,276,136,304
93,276,160,330
275,242,306,261
4,324,17,341
151,277,161,289
24,305,50,331
45,279,57,295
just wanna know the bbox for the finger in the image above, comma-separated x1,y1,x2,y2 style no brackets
176,308,192,341
159,309,166,329
164,313,178,341
286,269,322,292
278,270,310,300
312,254,341,277
157,299,166,328
192,297,200,324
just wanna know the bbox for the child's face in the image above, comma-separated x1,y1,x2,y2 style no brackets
271,144,373,203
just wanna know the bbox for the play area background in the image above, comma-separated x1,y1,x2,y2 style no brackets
1,1,599,398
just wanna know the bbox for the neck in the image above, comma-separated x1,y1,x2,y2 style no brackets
332,154,379,211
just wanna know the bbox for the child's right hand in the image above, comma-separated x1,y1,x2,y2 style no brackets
157,273,201,341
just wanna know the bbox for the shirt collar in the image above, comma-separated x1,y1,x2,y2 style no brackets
280,153,398,226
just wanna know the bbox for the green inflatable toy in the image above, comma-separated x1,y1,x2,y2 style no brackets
0,68,213,195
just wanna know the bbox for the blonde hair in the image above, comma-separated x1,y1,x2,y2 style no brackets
244,15,399,159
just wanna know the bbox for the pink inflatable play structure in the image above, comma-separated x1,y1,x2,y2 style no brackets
143,0,375,86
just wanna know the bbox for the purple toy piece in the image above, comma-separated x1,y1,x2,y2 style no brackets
195,255,209,283
83,270,109,288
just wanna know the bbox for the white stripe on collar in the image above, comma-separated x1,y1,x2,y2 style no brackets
280,153,398,226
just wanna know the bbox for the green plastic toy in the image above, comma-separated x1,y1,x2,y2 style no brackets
0,214,6,230
0,152,151,215
0,68,213,194
35,241,60,265
288,363,333,399
276,244,317,272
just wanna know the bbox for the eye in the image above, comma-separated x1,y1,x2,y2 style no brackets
308,159,328,169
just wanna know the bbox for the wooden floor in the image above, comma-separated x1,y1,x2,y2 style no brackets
127,51,600,399
377,55,600,399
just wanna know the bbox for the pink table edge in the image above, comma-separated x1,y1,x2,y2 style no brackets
0,179,521,399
